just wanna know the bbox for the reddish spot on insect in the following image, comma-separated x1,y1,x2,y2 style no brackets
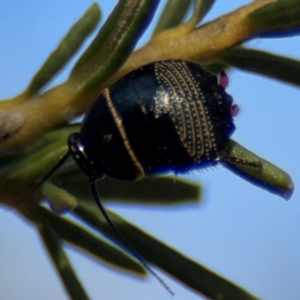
230,104,240,117
219,70,229,88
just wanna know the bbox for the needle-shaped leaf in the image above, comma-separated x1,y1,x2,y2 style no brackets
25,4,101,97
220,140,294,200
152,0,216,42
0,4,100,109
0,125,75,175
246,0,300,38
41,182,78,212
22,206,90,300
192,0,216,25
70,0,160,93
152,0,193,36
9,140,68,183
219,47,300,88
38,206,146,276
73,202,260,300
54,171,201,206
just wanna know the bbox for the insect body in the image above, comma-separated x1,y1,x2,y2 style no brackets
40,60,237,293
68,60,236,182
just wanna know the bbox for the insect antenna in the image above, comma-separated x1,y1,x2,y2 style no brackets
37,151,173,294
36,151,71,189
90,179,174,296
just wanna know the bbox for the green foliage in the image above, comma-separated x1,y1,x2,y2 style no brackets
1,0,299,299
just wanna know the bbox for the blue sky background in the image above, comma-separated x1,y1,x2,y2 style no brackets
1,1,300,299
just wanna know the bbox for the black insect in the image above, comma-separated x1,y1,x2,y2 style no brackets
39,60,238,293
69,60,237,179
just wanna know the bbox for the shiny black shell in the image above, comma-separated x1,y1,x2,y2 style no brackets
74,60,235,181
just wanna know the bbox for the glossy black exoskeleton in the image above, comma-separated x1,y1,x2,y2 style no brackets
39,60,238,293
68,60,236,182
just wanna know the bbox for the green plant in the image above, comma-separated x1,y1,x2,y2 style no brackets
1,1,299,299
